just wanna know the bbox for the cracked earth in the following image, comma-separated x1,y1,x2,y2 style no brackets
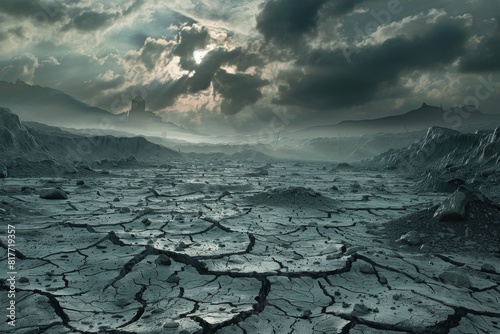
1,161,499,333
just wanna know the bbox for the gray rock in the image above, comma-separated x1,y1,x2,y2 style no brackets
163,322,180,329
352,303,370,316
438,271,471,288
359,264,376,274
40,188,68,200
481,263,496,274
433,191,466,221
398,231,422,245
155,254,172,266
166,274,180,284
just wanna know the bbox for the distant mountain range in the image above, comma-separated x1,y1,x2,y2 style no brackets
0,80,207,142
290,103,500,139
3,80,499,146
0,80,111,126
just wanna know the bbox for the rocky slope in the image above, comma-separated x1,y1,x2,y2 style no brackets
0,107,183,175
371,126,500,171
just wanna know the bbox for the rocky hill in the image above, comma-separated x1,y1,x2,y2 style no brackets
0,107,184,176
371,126,500,172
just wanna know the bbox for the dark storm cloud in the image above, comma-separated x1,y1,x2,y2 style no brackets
173,26,209,70
133,46,268,114
460,19,500,73
63,0,144,32
256,0,369,46
323,0,368,17
69,11,120,31
185,47,241,93
213,70,269,115
256,0,329,45
0,0,66,23
275,21,468,110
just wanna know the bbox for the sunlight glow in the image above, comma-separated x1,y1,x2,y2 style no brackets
193,49,209,64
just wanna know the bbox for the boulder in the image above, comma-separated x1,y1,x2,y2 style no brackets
40,188,68,200
155,254,172,266
433,191,466,222
481,263,496,274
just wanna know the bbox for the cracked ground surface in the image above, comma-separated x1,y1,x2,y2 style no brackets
1,161,499,333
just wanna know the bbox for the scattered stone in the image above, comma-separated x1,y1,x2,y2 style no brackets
438,271,472,288
76,180,85,186
101,169,110,175
19,277,29,284
218,190,231,200
414,277,424,284
352,303,370,316
359,264,376,274
113,197,120,202
40,188,68,200
379,276,388,285
433,191,466,222
301,309,312,319
481,263,496,274
120,207,131,213
166,274,180,284
151,308,165,314
155,254,172,266
398,231,422,245
163,322,180,329
175,241,188,251
21,186,35,194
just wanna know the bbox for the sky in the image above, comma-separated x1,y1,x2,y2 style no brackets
0,0,500,135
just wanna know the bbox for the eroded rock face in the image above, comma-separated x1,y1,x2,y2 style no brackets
40,188,68,200
434,191,467,221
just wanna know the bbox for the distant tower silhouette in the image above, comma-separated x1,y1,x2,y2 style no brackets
131,95,146,113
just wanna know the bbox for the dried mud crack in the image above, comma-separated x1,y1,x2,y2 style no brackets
1,162,498,333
